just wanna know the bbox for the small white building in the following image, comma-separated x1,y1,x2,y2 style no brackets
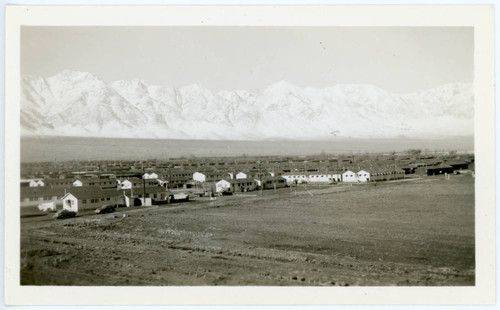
357,170,371,182
193,172,206,183
281,175,294,184
215,179,232,193
62,187,123,213
118,179,132,189
282,174,308,184
62,192,90,212
73,179,83,187
117,178,149,189
236,172,248,179
29,179,45,187
143,172,158,179
342,170,358,182
121,186,168,206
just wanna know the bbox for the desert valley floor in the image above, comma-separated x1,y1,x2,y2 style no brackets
21,174,474,286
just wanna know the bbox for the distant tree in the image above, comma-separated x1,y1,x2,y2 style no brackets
319,150,328,160
406,149,422,157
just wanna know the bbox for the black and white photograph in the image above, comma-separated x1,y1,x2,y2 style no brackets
4,4,496,306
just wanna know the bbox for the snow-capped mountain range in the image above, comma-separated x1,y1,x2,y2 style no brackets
21,70,473,140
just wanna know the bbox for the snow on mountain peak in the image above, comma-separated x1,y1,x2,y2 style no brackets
21,70,474,140
48,69,100,83
263,80,303,94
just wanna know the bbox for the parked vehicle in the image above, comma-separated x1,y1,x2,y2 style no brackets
168,193,190,203
53,209,76,219
95,204,116,214
219,190,233,196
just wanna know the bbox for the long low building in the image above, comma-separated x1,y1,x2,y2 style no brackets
369,170,405,181
416,165,455,176
20,179,45,188
257,176,287,190
282,168,405,184
282,173,341,184
193,171,225,183
215,178,258,193
119,186,169,207
343,168,405,182
62,186,169,212
117,178,159,189
73,177,119,189
62,186,123,212
20,187,67,208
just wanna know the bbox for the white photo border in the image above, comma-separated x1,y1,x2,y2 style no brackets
4,4,495,306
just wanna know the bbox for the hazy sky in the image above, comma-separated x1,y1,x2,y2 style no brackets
21,26,473,93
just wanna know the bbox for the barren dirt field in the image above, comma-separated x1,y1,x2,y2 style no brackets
21,175,475,286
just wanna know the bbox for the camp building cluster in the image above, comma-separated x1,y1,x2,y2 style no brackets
21,151,474,213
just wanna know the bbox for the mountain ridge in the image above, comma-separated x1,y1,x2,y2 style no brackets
21,70,474,140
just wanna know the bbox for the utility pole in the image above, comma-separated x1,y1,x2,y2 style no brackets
260,162,263,195
168,166,171,191
142,166,146,206
273,167,276,192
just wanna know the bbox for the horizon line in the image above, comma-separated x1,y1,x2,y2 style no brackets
22,69,474,95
